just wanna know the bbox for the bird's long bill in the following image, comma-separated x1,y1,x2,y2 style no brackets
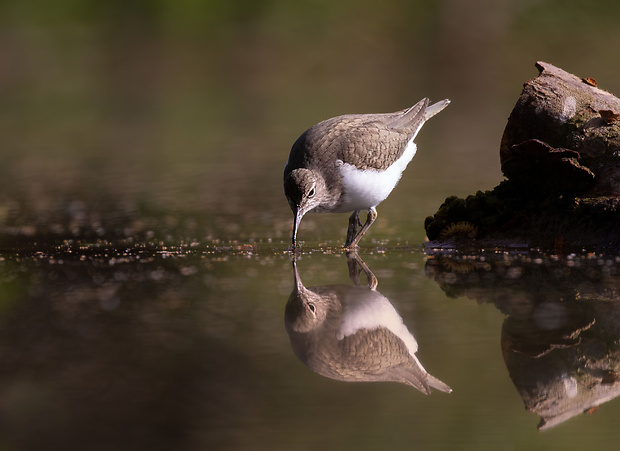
292,258,304,292
291,208,305,246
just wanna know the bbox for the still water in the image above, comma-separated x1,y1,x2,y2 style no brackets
3,2,620,449
1,242,619,450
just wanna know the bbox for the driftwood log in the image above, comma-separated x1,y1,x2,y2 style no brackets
425,62,620,249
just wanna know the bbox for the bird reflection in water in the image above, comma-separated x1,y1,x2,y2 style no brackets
285,252,451,395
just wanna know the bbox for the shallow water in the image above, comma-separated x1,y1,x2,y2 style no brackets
3,2,620,450
1,244,619,450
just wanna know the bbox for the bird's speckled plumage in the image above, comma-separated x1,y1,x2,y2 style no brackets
284,97,449,247
286,102,425,173
284,260,452,394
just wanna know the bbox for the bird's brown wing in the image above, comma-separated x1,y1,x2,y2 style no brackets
286,99,429,172
336,328,431,393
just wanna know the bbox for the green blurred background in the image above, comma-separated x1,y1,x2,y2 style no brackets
1,2,620,450
2,0,619,246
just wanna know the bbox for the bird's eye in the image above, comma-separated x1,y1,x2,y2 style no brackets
308,188,315,198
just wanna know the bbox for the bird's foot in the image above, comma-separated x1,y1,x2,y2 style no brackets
344,208,377,249
346,250,378,289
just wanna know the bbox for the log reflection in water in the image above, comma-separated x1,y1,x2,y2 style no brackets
426,250,620,429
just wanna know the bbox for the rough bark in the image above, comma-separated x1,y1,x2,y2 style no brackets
425,62,620,249
500,61,620,197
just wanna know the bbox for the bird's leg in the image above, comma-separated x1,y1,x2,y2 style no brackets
345,210,361,248
346,250,378,289
345,207,377,250
346,250,362,286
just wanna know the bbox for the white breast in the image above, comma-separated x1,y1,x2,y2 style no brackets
333,138,417,213
337,288,419,356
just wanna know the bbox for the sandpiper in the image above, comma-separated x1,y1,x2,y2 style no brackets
284,97,450,248
284,255,452,394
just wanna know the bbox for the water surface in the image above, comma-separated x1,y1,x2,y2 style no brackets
1,243,619,450
3,2,620,450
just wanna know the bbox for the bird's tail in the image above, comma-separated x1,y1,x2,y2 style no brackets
424,99,450,120
427,373,452,393
408,352,452,394
388,98,428,130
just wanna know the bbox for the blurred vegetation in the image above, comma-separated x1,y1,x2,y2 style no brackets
0,0,619,246
1,4,620,449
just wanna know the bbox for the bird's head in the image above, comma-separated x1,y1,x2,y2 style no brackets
284,260,332,334
283,168,327,246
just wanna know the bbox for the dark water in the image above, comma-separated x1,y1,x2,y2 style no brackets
2,1,620,450
1,244,619,450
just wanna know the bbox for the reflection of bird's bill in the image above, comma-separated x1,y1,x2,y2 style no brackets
286,258,452,394
292,257,304,293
